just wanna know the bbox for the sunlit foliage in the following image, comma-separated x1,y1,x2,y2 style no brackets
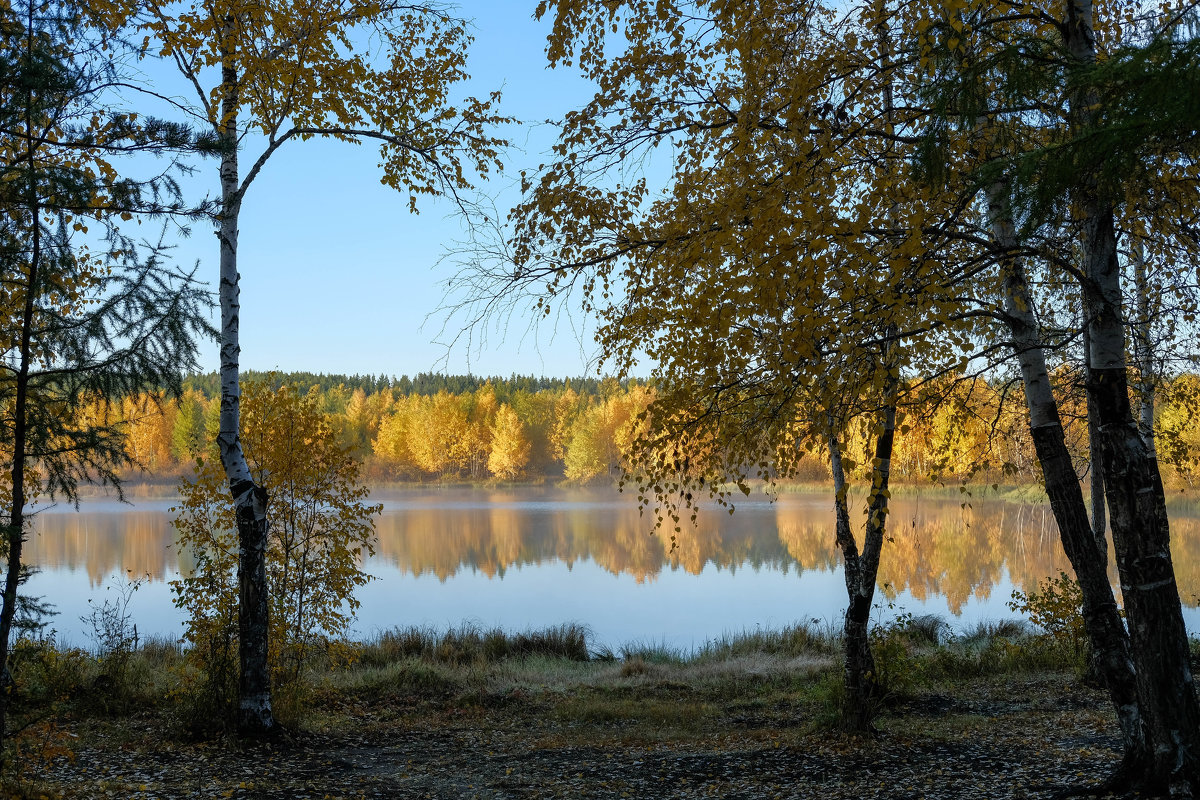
171,380,380,703
56,371,1200,491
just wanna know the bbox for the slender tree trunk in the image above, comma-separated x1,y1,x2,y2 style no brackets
831,13,902,730
828,348,898,732
828,10,904,731
1,16,44,755
0,181,41,760
1083,325,1107,547
1129,238,1157,458
216,15,274,737
829,427,877,731
986,180,1147,773
1064,2,1200,790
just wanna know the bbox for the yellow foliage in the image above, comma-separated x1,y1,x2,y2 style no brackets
171,380,380,690
488,404,531,481
563,386,654,484
125,0,508,211
1158,374,1200,487
407,390,473,476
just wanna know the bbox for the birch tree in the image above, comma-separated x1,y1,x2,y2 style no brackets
450,0,987,730
906,2,1150,774
118,1,507,735
913,0,1200,788
487,404,531,481
1064,1,1200,786
453,0,1200,784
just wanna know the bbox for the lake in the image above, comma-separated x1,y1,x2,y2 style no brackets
20,486,1200,650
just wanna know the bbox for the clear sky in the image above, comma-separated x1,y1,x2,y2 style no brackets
145,2,605,380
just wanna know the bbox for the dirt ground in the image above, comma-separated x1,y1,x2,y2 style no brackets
38,673,1134,800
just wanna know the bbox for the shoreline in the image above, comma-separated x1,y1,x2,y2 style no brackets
73,478,1200,510
19,621,1149,800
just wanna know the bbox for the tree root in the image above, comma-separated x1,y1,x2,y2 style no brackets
1033,749,1177,800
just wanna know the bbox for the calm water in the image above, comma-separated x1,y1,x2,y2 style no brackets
21,487,1200,650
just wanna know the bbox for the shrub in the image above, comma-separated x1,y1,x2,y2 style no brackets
80,571,145,697
1007,571,1090,673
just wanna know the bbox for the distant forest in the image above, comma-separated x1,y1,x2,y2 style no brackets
99,370,1200,489
181,371,623,399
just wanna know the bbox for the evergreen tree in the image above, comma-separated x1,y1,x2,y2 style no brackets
0,0,210,755
171,390,206,462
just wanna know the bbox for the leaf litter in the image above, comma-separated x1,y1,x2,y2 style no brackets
38,674,1143,799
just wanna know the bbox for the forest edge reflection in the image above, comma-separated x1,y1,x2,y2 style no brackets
23,487,1200,618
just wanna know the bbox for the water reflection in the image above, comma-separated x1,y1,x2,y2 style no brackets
26,505,180,587
370,491,797,583
25,489,1200,614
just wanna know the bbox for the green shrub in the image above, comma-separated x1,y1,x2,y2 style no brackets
1007,571,1090,673
869,614,920,698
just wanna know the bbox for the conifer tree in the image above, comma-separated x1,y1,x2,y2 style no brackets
0,0,209,756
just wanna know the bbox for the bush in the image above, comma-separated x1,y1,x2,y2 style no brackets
2,637,89,777
869,614,921,698
80,571,146,699
1007,571,1090,673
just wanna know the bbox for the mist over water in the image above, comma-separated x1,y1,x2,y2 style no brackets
21,487,1200,650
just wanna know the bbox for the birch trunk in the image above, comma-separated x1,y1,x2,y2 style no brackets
987,180,1146,772
1063,2,1199,790
217,14,275,737
1080,229,1198,789
1129,238,1157,458
828,348,898,732
828,428,877,731
1083,325,1107,547
830,16,900,731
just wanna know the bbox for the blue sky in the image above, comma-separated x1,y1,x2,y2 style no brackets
144,2,606,380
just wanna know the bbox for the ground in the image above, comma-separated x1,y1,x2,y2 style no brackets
38,672,1130,799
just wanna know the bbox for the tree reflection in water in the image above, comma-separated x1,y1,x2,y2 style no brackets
23,488,1200,628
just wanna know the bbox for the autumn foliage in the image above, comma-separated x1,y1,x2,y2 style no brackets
170,380,379,713
92,370,1200,490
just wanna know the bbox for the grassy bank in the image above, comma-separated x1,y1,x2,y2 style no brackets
6,617,1167,799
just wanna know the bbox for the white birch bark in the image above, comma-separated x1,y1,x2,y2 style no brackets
986,177,1143,762
1130,238,1157,458
216,11,275,735
1083,324,1107,546
1063,1,1198,787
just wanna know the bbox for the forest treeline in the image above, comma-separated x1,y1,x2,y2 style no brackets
105,370,1200,488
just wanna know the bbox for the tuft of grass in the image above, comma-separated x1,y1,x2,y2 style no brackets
508,624,591,662
617,641,688,665
904,614,950,647
696,623,840,662
619,656,654,678
355,623,593,669
327,657,466,699
138,634,185,666
960,619,1028,647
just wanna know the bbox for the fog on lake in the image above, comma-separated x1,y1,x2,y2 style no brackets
21,487,1200,650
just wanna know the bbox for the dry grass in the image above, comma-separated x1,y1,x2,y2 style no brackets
9,619,1157,800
